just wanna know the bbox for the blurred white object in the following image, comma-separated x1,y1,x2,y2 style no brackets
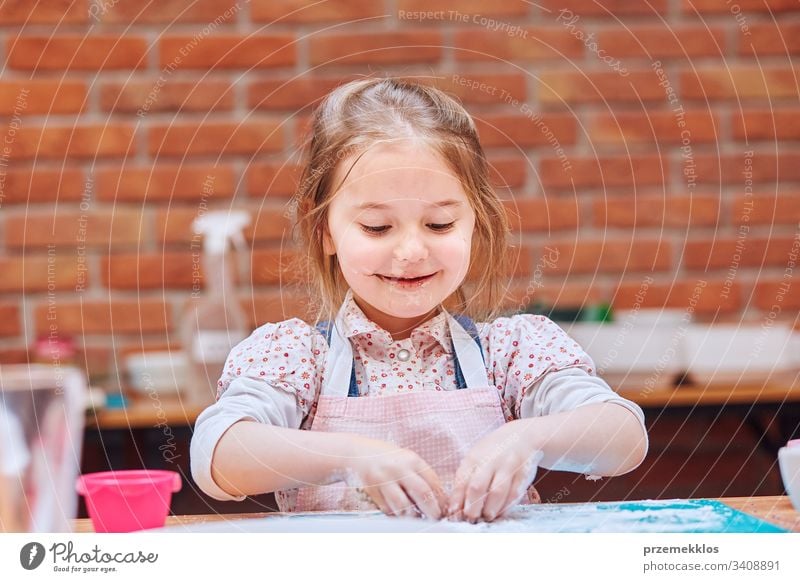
683,323,800,384
126,351,188,395
566,309,688,390
778,440,800,512
0,365,86,532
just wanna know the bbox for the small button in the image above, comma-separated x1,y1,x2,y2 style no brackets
397,348,411,362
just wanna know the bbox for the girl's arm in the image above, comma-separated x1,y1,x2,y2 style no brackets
521,401,647,476
210,420,360,497
209,421,447,519
448,402,647,522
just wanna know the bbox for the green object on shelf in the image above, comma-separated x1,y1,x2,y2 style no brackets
582,303,613,323
523,302,613,323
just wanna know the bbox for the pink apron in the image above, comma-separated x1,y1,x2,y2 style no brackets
277,303,540,513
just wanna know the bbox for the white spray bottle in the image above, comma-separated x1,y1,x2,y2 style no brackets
182,210,251,406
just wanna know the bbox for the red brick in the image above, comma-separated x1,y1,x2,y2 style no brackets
0,347,28,365
96,0,241,23
540,155,667,190
251,248,299,285
505,198,579,231
683,236,799,271
34,299,171,335
488,155,527,189
685,0,800,13
0,0,87,24
732,194,800,225
755,279,800,310
8,125,135,160
101,80,234,114
0,168,86,204
159,35,295,69
0,80,86,115
293,114,314,146
596,195,720,228
253,0,385,22
398,0,529,19
589,110,718,145
4,210,143,250
741,23,800,55
732,109,800,141
543,238,672,274
507,245,535,279
436,73,527,105
475,113,577,148
540,0,668,16
504,280,604,310
248,76,357,111
0,255,82,293
309,31,442,65
157,207,290,246
101,252,197,290
454,28,583,62
247,209,294,245
96,164,236,202
247,162,303,198
148,121,283,157
0,303,20,337
681,67,800,100
614,280,740,315
693,153,800,184
596,25,725,59
246,290,314,326
7,36,148,71
539,70,670,104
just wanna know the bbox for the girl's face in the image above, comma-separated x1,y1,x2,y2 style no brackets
324,141,476,338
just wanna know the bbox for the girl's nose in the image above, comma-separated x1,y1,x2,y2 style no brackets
393,231,428,263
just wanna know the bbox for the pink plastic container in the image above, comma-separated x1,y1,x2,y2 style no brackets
76,470,182,532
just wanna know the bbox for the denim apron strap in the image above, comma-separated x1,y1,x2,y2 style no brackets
450,314,486,390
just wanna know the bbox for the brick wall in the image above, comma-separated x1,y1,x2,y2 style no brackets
1,0,799,385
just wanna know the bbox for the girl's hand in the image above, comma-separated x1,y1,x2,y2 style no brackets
345,436,447,520
447,420,544,523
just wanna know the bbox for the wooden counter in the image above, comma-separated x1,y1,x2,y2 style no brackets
85,398,207,430
72,495,799,533
84,379,800,430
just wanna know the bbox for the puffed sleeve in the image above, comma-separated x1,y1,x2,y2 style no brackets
487,314,597,419
488,313,645,430
190,318,325,501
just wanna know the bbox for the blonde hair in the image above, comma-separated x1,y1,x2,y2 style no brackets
291,77,511,324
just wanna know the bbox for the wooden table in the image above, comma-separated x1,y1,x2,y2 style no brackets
72,495,799,533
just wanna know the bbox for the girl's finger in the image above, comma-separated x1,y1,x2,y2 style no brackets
414,462,446,517
381,482,415,517
447,460,474,519
462,465,493,523
481,469,513,521
497,470,530,518
363,485,392,516
498,452,543,517
400,473,443,520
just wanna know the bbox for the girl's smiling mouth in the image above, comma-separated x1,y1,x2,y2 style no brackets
377,272,439,287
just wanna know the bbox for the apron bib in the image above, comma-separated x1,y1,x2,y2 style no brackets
277,302,539,512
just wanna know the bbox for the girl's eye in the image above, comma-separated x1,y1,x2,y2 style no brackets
359,222,455,235
428,222,455,232
360,224,390,235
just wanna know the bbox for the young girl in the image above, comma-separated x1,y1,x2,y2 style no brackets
190,78,648,523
